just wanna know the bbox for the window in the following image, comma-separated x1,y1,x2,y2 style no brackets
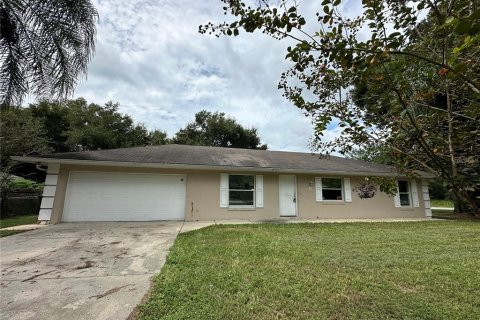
398,181,411,206
322,178,343,200
229,175,255,207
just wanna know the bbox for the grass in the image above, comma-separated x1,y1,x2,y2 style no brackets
431,199,454,208
0,229,27,237
0,214,38,237
431,210,456,220
139,222,480,320
0,214,38,228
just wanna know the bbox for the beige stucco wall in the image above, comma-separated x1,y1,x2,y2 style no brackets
296,175,425,219
49,164,426,223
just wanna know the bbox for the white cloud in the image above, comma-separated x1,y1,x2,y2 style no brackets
74,0,346,152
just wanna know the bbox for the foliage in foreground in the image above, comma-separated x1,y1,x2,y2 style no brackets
0,0,98,105
138,222,480,320
201,0,480,213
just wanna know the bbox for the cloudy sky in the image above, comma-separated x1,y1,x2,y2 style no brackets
74,0,362,152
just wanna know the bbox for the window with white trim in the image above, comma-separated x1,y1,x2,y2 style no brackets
229,175,255,207
398,180,411,207
322,178,343,200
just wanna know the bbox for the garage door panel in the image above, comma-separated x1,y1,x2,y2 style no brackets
63,172,186,222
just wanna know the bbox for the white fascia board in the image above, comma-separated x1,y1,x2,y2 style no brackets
11,156,434,178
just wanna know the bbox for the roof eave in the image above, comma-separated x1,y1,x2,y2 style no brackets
11,156,435,178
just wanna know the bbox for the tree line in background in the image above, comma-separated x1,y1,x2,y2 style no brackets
203,0,480,214
0,98,266,180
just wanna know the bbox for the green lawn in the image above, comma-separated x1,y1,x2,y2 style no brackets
139,222,480,320
0,214,38,237
431,199,454,208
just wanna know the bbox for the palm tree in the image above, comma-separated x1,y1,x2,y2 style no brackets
0,0,98,105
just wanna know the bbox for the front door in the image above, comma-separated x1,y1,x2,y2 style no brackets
279,175,297,217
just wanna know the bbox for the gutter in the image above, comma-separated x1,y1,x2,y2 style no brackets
10,156,435,178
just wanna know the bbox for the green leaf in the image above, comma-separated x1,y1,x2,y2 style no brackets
445,16,455,25
469,8,480,19
333,0,341,6
468,22,480,35
388,32,402,38
323,6,330,14
453,63,467,73
298,17,306,25
454,20,472,34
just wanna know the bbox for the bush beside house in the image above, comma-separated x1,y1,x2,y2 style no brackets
1,175,43,218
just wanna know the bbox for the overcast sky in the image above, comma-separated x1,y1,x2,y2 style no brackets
74,0,362,152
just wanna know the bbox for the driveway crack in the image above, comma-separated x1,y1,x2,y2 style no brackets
89,284,131,300
21,270,55,282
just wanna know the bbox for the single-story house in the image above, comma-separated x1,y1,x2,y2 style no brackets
12,144,433,223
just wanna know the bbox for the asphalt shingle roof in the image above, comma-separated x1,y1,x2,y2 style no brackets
22,144,402,176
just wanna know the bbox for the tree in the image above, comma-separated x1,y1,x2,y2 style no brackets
173,110,267,149
147,129,169,146
65,100,150,151
4,98,168,154
0,105,51,160
202,0,480,213
0,0,98,105
29,100,71,152
346,145,392,166
2,98,169,181
0,105,51,182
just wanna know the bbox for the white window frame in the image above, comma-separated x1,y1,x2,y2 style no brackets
320,177,344,202
228,174,256,208
398,180,412,207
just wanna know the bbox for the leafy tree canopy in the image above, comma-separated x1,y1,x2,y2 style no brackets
1,98,169,159
0,105,52,159
202,0,480,213
173,110,267,149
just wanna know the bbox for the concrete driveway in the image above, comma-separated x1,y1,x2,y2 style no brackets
0,222,183,320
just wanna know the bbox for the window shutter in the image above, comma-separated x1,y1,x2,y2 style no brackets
220,174,229,208
343,178,352,202
411,180,420,207
315,177,323,201
255,175,264,208
394,182,401,207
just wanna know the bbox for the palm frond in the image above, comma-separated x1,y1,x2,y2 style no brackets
0,0,98,105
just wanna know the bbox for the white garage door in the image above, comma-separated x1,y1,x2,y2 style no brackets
63,172,186,222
